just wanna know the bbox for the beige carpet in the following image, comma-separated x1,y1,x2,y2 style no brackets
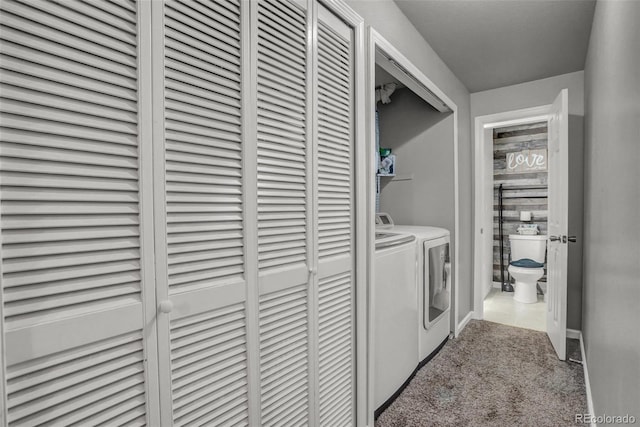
376,320,587,427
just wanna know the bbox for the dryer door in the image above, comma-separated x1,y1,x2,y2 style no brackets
425,242,451,328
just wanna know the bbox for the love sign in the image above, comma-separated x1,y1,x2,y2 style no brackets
506,149,547,173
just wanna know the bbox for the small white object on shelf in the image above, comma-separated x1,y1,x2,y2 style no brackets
378,154,396,176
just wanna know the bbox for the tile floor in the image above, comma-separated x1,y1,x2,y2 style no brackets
483,287,546,331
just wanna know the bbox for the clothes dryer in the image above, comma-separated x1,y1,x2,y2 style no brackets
376,213,451,362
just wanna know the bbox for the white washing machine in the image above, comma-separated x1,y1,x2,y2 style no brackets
376,213,451,363
373,231,417,409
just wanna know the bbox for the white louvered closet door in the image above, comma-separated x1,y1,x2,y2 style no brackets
315,5,356,426
0,0,158,425
151,0,251,425
0,0,359,424
254,0,313,425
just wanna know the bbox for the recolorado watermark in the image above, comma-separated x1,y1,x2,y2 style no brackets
576,413,636,424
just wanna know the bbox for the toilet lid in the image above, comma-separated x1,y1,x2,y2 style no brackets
509,258,544,268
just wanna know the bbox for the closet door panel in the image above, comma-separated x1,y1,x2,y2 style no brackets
163,0,244,295
169,302,249,426
316,6,355,426
318,271,353,426
0,0,151,424
156,0,250,424
255,0,311,424
258,284,309,426
256,0,309,293
316,11,354,277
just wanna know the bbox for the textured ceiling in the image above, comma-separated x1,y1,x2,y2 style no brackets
394,0,596,93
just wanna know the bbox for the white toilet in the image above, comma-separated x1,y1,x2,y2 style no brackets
508,234,547,303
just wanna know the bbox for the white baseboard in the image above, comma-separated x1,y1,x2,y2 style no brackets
456,311,473,336
566,328,581,340
579,332,596,427
492,281,502,289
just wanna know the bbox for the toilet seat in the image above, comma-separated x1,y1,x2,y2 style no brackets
509,258,544,268
508,265,544,304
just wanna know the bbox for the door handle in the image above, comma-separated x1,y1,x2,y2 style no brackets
159,300,173,314
567,236,577,243
549,235,561,242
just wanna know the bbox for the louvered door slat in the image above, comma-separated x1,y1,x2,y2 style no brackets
1,28,135,81
258,84,306,109
17,0,137,46
165,0,240,42
1,9,136,64
63,0,137,29
1,72,136,113
80,399,147,426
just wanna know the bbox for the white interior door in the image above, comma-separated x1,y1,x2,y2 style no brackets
546,88,569,360
254,0,313,424
483,127,494,298
316,4,356,425
151,0,252,424
0,0,159,424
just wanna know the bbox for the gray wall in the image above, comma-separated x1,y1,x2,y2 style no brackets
346,0,474,324
582,0,640,417
378,89,455,234
470,72,585,330
470,71,585,118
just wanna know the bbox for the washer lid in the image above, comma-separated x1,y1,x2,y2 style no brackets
374,231,415,250
388,225,449,240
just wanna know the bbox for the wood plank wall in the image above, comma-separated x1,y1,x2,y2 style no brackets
493,122,548,285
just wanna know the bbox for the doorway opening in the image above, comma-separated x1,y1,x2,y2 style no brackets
485,121,549,332
368,28,460,337
367,28,461,425
473,89,569,361
474,105,550,320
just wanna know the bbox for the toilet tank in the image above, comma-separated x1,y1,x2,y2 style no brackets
509,235,547,262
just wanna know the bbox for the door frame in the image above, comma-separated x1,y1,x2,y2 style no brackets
366,29,460,426
472,105,552,320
